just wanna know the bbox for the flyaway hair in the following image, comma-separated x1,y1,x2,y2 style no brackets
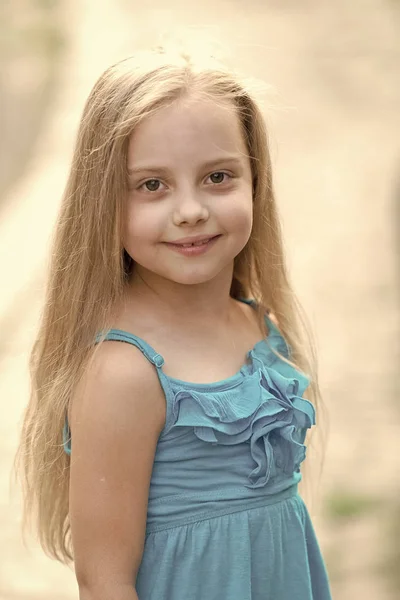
16,47,324,563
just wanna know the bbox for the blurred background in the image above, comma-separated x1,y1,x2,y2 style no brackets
1,0,399,598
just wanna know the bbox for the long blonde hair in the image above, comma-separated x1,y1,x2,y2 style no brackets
16,48,324,564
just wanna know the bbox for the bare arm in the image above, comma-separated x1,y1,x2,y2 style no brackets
79,585,138,600
68,341,166,600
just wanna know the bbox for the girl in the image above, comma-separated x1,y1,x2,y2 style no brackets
18,48,332,600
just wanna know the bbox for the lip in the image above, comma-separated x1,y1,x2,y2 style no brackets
163,234,221,257
167,234,220,245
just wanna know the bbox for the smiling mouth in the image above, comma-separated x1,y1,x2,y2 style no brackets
166,235,221,247
162,235,221,255
176,237,218,248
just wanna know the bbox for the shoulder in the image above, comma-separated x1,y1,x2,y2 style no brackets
70,339,166,439
87,339,158,387
236,298,279,330
266,310,279,327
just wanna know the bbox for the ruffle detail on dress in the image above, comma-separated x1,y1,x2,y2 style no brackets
171,355,315,489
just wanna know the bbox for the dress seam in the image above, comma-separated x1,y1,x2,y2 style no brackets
146,487,300,534
148,480,299,505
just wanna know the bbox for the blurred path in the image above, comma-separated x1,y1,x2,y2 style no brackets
1,0,399,598
0,1,135,597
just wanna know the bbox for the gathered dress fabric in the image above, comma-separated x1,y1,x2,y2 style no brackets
64,307,332,600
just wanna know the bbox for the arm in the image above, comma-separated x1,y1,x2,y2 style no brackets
79,586,138,600
68,341,166,600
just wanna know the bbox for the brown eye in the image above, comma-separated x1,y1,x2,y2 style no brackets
209,172,226,184
143,179,161,192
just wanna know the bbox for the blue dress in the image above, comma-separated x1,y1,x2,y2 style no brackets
64,307,331,600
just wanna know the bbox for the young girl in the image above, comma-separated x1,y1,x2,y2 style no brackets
18,48,332,600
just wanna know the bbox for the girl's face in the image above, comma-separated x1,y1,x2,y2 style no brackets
124,95,253,287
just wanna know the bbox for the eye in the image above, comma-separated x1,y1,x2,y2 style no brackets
139,179,164,192
207,172,232,185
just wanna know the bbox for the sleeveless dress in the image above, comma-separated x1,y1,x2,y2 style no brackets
64,303,332,600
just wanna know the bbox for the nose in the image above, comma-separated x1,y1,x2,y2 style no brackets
172,190,209,226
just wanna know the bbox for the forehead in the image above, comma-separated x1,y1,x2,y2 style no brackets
127,96,248,167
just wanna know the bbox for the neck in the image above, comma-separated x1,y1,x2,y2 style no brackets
126,263,236,324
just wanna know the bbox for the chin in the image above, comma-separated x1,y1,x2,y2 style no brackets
160,265,226,286
165,272,218,286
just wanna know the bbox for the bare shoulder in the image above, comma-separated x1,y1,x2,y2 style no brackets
235,299,279,333
70,339,166,434
267,311,279,327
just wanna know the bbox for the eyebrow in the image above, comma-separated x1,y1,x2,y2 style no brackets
127,155,244,176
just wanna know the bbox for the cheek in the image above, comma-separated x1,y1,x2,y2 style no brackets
123,201,165,245
220,193,253,237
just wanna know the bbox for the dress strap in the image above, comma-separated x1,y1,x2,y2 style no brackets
96,329,175,432
63,329,172,456
63,420,71,455
95,329,165,369
238,298,290,359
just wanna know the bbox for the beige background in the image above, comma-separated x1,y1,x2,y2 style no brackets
1,0,399,598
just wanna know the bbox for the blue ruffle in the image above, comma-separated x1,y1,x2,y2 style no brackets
171,343,315,489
